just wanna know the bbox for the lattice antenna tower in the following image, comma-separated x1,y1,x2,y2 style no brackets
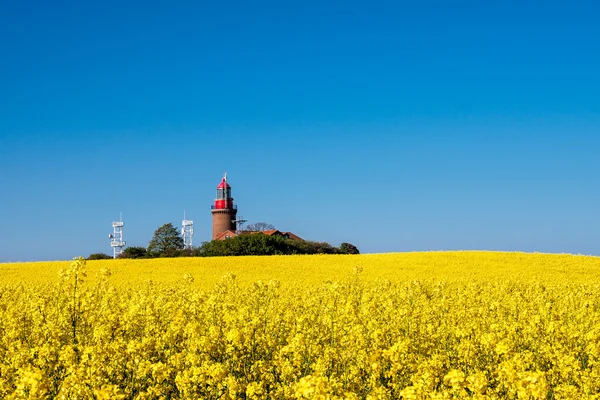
181,210,194,249
233,215,247,235
108,213,126,258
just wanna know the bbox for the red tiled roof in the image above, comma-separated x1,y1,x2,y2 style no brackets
281,232,303,241
214,230,237,241
214,229,303,241
246,230,303,241
261,230,281,236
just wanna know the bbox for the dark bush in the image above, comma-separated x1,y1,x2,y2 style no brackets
87,253,113,260
339,242,360,254
193,233,356,257
118,246,148,259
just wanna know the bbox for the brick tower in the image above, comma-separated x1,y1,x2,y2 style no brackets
211,173,238,240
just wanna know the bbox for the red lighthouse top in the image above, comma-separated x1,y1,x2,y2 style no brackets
213,173,235,210
216,179,231,189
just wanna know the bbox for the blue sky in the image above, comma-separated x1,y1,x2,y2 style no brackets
1,1,599,261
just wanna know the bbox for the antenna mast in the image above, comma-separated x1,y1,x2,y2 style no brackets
108,214,126,258
233,215,247,235
182,210,194,249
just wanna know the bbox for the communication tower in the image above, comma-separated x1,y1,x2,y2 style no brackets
182,211,194,249
108,214,126,258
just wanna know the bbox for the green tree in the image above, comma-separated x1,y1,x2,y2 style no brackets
339,242,360,254
147,223,184,257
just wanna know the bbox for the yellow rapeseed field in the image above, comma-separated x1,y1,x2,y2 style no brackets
1,251,600,399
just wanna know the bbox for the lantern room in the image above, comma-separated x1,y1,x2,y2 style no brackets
213,174,235,210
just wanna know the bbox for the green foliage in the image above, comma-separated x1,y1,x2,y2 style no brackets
193,233,357,257
147,223,185,257
290,240,339,255
170,248,195,258
339,242,360,254
196,233,290,257
86,253,113,260
118,246,148,259
128,225,359,258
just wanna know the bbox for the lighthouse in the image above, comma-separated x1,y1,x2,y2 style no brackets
211,173,238,240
